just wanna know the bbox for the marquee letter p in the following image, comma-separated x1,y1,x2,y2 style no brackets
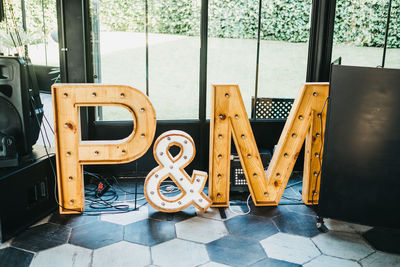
52,84,156,214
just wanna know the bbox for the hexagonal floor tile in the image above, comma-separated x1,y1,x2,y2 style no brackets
206,235,267,267
225,214,278,241
246,203,289,218
12,223,71,252
0,239,12,249
30,215,52,228
148,205,197,222
92,241,151,267
360,251,400,266
324,219,372,234
124,218,176,246
0,247,34,267
69,221,123,249
249,258,301,267
363,227,400,254
285,205,317,217
100,205,148,225
30,244,92,267
312,232,374,261
260,233,320,264
175,216,228,243
272,212,320,237
196,206,243,221
200,261,231,267
50,212,100,228
303,255,360,267
151,238,209,267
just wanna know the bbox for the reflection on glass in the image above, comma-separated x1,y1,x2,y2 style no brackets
207,0,258,118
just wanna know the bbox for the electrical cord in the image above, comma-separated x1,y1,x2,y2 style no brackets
31,95,86,214
42,112,55,135
311,96,329,205
31,98,259,216
31,97,141,215
228,194,252,216
31,98,52,148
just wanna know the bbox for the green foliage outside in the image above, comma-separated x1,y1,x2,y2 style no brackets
98,0,400,48
1,0,399,49
0,0,57,48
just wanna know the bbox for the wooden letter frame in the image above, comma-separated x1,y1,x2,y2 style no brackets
52,84,156,214
209,83,329,206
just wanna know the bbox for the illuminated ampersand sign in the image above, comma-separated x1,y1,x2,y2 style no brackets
144,130,212,213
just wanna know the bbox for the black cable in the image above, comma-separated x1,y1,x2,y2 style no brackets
31,93,83,213
30,97,51,148
83,172,135,211
42,112,55,135
111,175,144,195
31,97,140,215
311,97,329,205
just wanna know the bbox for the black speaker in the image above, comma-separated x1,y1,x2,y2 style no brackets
0,56,43,167
319,65,400,228
0,146,57,242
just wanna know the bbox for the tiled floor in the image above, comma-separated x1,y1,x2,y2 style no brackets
1,179,400,267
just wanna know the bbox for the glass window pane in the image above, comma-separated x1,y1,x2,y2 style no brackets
92,0,200,121
332,0,388,67
258,0,311,99
147,0,200,120
385,1,400,69
0,0,59,66
207,0,258,118
26,0,59,66
0,1,23,55
92,0,146,121
93,0,146,90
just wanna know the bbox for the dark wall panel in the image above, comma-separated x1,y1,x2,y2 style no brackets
319,65,400,228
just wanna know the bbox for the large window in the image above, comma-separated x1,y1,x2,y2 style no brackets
383,1,400,69
207,0,311,118
207,0,258,118
91,0,200,121
331,0,400,69
258,0,311,99
0,0,59,66
89,0,398,122
91,0,146,120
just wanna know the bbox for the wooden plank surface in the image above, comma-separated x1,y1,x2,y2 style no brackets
209,85,271,207
52,84,156,214
266,83,329,205
209,83,329,207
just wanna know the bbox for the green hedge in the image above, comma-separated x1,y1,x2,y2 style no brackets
1,0,399,48
0,0,58,47
98,0,400,48
335,0,400,48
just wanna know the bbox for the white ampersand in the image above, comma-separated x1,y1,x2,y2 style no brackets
144,130,212,213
